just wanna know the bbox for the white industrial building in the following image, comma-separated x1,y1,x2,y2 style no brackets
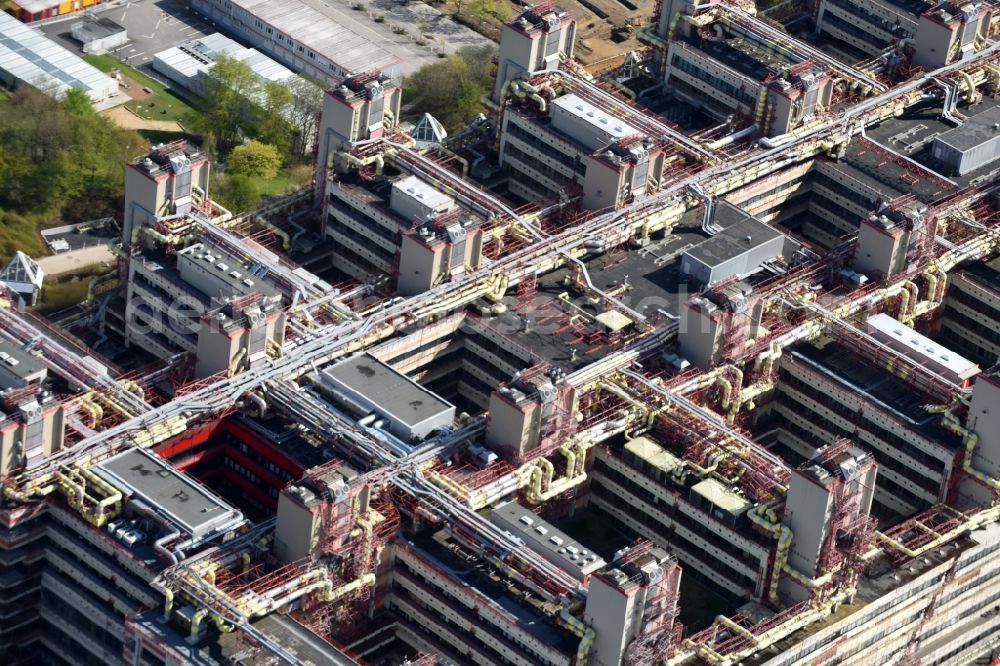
153,33,303,96
70,15,128,55
0,11,117,103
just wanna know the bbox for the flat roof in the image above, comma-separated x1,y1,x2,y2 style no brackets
224,0,400,76
934,106,1000,152
0,12,117,101
252,614,360,666
72,16,126,41
409,531,577,651
95,448,242,537
866,313,979,381
692,478,752,515
179,242,282,301
322,354,453,428
0,339,45,381
625,436,682,473
155,33,299,86
392,175,455,213
551,93,642,148
684,208,785,268
789,341,964,449
491,501,606,576
961,254,1000,293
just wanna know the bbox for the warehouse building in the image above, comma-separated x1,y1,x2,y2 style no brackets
152,33,311,97
191,0,401,85
0,11,117,102
320,353,456,445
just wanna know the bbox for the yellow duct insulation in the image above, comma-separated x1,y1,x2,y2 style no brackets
897,280,919,324
56,466,123,527
685,587,853,665
162,588,174,620
213,614,237,633
131,415,188,448
335,151,386,175
316,572,376,603
559,608,596,665
428,470,472,504
189,609,209,640
942,409,1000,490
229,348,248,376
3,473,57,503
484,274,510,303
747,505,791,604
988,64,1000,89
120,380,145,400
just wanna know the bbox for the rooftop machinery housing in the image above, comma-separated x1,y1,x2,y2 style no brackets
3,1,1000,665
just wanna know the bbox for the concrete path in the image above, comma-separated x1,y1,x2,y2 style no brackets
101,106,184,132
37,246,115,276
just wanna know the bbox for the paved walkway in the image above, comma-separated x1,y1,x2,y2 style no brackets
101,106,184,132
37,246,115,276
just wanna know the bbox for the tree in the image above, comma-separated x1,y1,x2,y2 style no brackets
227,141,282,179
402,46,498,132
255,80,294,158
287,77,324,159
492,0,511,23
469,0,492,26
62,88,94,116
219,175,260,213
196,55,259,150
0,88,143,253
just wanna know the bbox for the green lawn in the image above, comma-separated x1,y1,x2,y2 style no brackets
37,264,111,314
251,163,314,198
83,54,197,123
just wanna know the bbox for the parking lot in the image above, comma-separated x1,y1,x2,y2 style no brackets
41,0,212,67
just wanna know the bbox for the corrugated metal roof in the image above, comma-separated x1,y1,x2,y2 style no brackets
153,33,300,89
233,0,400,75
0,11,117,101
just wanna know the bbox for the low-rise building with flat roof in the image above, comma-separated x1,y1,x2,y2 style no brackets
0,11,117,102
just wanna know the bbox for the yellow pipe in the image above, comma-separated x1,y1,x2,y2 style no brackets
189,609,209,640
942,409,1000,490
213,614,237,633
162,588,174,620
559,609,596,665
